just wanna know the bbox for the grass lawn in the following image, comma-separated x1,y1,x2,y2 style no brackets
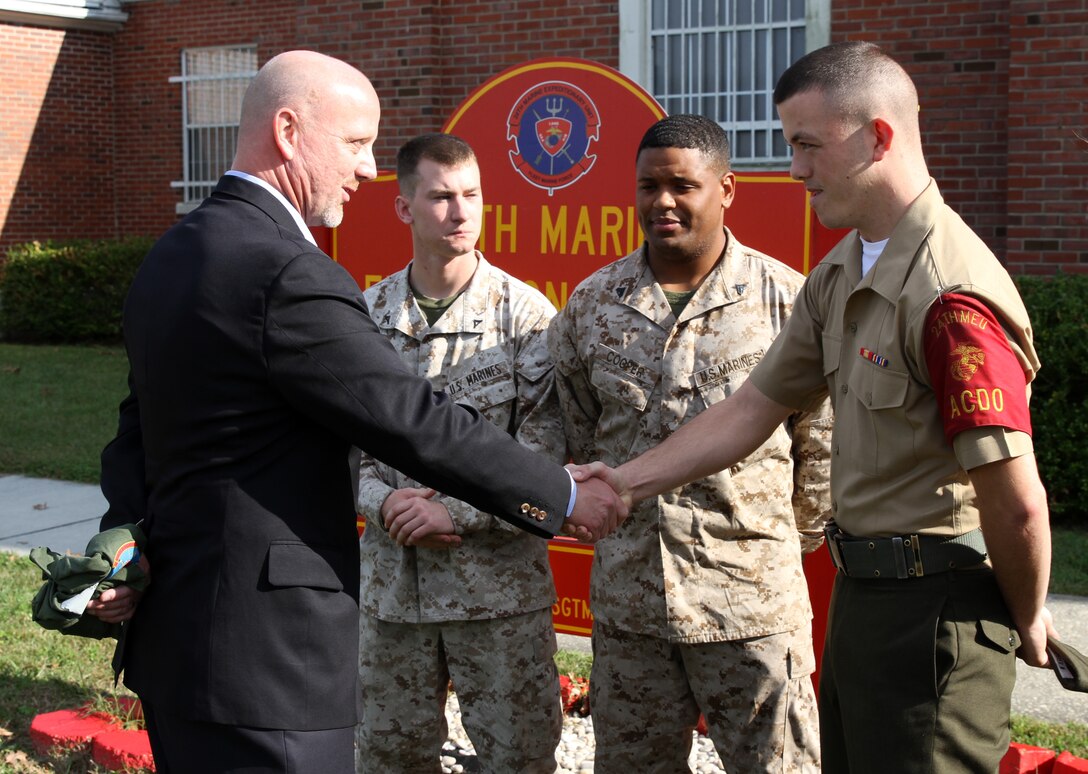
1,553,1084,771
0,344,128,483
0,342,1085,767
1052,525,1088,597
0,553,131,772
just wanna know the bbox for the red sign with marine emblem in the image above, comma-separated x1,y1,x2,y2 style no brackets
511,79,599,194
324,59,839,298
332,59,842,675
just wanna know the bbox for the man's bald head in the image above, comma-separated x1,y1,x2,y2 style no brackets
238,51,373,144
233,50,380,227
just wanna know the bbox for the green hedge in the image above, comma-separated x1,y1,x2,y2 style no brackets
0,238,1083,523
0,237,152,343
1016,273,1088,526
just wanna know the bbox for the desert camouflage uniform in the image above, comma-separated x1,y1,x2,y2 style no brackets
356,253,563,774
549,229,832,773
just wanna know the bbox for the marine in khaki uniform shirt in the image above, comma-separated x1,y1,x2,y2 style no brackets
356,135,564,774
757,181,1037,540
755,171,1041,768
581,44,1057,774
550,114,832,773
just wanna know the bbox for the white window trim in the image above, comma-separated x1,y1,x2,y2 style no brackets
0,0,127,31
618,0,831,169
619,0,653,87
169,45,257,214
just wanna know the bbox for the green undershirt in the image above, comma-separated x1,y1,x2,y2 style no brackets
663,288,696,318
413,288,462,326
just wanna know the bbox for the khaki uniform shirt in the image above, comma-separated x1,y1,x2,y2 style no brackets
750,181,1039,538
358,254,563,623
550,231,833,643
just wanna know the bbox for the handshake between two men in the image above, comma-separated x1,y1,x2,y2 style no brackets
560,463,632,544
377,461,634,549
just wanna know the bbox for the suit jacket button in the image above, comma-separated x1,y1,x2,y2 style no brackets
520,503,531,513
530,506,540,517
539,510,547,520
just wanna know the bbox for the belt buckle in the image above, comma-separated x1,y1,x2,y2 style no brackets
898,533,924,579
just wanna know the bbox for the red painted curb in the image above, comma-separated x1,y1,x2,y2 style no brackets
33,705,1083,773
102,695,144,722
92,728,155,771
999,744,1088,774
28,708,118,756
1055,751,1088,773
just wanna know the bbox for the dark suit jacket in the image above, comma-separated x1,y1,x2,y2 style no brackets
99,175,570,730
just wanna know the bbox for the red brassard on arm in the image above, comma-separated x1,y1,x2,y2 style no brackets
924,293,1032,445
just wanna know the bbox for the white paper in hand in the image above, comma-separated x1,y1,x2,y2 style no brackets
57,585,97,616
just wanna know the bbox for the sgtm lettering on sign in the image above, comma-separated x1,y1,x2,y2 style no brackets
552,596,594,622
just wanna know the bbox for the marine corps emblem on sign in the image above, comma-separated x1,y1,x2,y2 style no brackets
507,80,600,195
950,344,986,382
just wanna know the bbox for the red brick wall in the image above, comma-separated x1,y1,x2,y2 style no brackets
294,0,619,171
109,0,299,241
0,24,116,252
831,1,1012,263
3,2,1083,275
1,1,618,251
111,0,618,233
832,0,1087,274
1007,1,1088,274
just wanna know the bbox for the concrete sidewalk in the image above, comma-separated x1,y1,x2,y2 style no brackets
0,474,106,557
4,474,1086,724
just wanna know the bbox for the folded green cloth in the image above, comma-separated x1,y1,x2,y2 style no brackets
29,523,148,640
1047,636,1088,693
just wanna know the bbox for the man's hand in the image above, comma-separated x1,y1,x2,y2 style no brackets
1019,606,1058,669
562,470,628,543
567,461,632,508
382,487,463,548
84,554,149,623
85,585,143,623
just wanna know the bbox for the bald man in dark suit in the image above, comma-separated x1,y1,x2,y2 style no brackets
87,50,625,773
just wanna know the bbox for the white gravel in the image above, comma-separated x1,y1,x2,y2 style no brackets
441,693,726,773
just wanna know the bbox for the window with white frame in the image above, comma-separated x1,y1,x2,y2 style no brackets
170,46,258,212
619,0,829,167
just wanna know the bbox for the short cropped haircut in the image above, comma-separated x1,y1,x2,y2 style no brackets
636,114,731,174
773,41,918,125
396,133,477,197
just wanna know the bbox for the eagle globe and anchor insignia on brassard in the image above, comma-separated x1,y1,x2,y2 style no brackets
506,80,601,196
